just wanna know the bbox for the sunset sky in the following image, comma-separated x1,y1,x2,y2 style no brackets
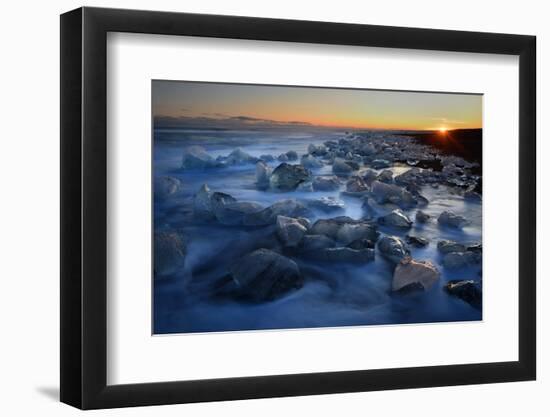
152,81,482,131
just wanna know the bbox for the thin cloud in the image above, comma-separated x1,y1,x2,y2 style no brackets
201,112,228,117
155,114,313,129
229,115,312,126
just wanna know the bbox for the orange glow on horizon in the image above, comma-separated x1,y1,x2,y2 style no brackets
153,81,483,131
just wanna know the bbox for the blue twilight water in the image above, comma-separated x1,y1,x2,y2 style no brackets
153,128,482,334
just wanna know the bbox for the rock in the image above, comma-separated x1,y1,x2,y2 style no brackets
442,251,481,269
154,230,186,278
394,168,423,186
192,187,243,222
285,150,299,161
296,181,313,192
276,216,309,247
437,240,467,254
377,170,393,183
370,181,417,208
193,184,215,219
361,198,377,219
277,153,289,162
467,243,482,253
347,238,375,250
377,235,410,264
441,156,466,168
438,211,468,228
301,154,324,168
309,217,349,238
346,176,368,192
442,164,463,177
345,160,361,170
336,223,380,245
377,209,413,229
225,148,258,165
404,181,421,194
154,176,182,198
306,197,345,213
312,176,340,191
230,249,303,301
269,163,311,191
259,154,275,162
209,192,238,220
322,247,375,263
310,217,379,244
214,201,264,225
256,161,272,186
416,210,431,223
362,169,378,185
298,235,336,252
371,159,391,169
181,145,218,169
447,177,470,187
392,257,440,291
445,280,482,309
415,194,429,206
308,143,327,156
332,158,355,174
405,235,429,247
244,199,310,226
395,282,425,295
360,143,376,156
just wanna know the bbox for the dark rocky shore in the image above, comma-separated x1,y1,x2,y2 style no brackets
404,129,482,168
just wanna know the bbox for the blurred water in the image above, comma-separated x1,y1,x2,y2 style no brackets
153,128,482,334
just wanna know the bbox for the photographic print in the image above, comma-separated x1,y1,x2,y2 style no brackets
153,81,482,334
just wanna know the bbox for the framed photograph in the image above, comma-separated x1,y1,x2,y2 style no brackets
60,7,536,409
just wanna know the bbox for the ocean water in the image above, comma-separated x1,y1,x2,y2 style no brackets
153,128,482,334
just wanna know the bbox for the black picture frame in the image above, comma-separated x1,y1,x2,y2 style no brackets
60,6,536,410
